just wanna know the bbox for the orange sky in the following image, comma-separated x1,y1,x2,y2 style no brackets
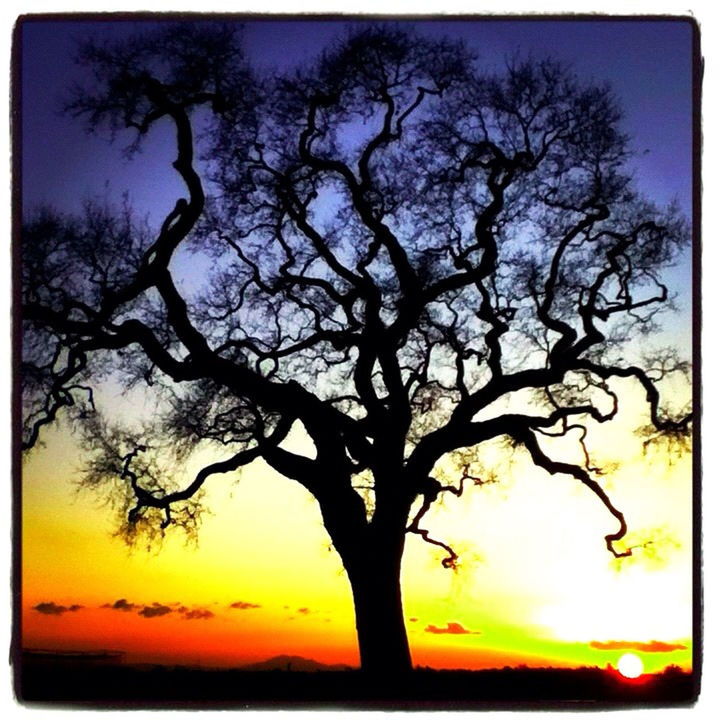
21,374,694,675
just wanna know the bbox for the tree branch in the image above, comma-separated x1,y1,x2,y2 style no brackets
512,427,631,557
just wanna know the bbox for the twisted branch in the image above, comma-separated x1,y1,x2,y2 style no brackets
407,467,498,569
512,428,631,558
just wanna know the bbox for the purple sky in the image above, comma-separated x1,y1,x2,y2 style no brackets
19,17,694,224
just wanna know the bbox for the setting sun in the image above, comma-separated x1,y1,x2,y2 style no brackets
618,653,645,679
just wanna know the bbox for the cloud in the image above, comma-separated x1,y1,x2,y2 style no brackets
33,602,83,616
282,607,315,621
101,598,215,620
138,603,173,619
590,640,688,653
425,622,480,635
102,598,137,612
409,617,418,623
229,601,261,610
180,608,215,621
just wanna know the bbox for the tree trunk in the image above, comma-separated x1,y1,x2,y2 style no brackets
315,480,413,675
344,530,413,675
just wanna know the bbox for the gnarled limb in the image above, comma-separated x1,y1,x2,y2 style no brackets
407,468,498,569
106,415,295,531
512,427,631,558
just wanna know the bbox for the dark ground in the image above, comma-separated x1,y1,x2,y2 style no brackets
15,651,698,709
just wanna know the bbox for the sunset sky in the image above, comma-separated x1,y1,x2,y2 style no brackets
19,16,696,675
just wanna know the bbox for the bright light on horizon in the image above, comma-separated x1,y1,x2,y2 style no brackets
617,652,644,678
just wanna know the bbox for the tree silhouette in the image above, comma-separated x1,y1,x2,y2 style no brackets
21,23,692,675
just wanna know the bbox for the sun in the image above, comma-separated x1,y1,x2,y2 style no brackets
617,652,644,679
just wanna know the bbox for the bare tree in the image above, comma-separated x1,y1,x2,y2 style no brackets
21,23,692,675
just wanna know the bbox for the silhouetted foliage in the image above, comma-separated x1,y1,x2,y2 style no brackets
21,22,692,674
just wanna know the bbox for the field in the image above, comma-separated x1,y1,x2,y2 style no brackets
16,651,697,709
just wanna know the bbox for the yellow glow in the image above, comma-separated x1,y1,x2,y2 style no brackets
21,374,693,672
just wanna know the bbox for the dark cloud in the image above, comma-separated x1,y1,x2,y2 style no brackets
100,598,215,620
590,640,687,653
425,622,480,635
102,598,137,612
33,602,83,616
297,607,310,615
138,603,173,619
181,608,215,621
229,601,261,610
409,617,418,623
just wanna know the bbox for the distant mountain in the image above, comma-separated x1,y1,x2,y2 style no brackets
240,654,353,672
